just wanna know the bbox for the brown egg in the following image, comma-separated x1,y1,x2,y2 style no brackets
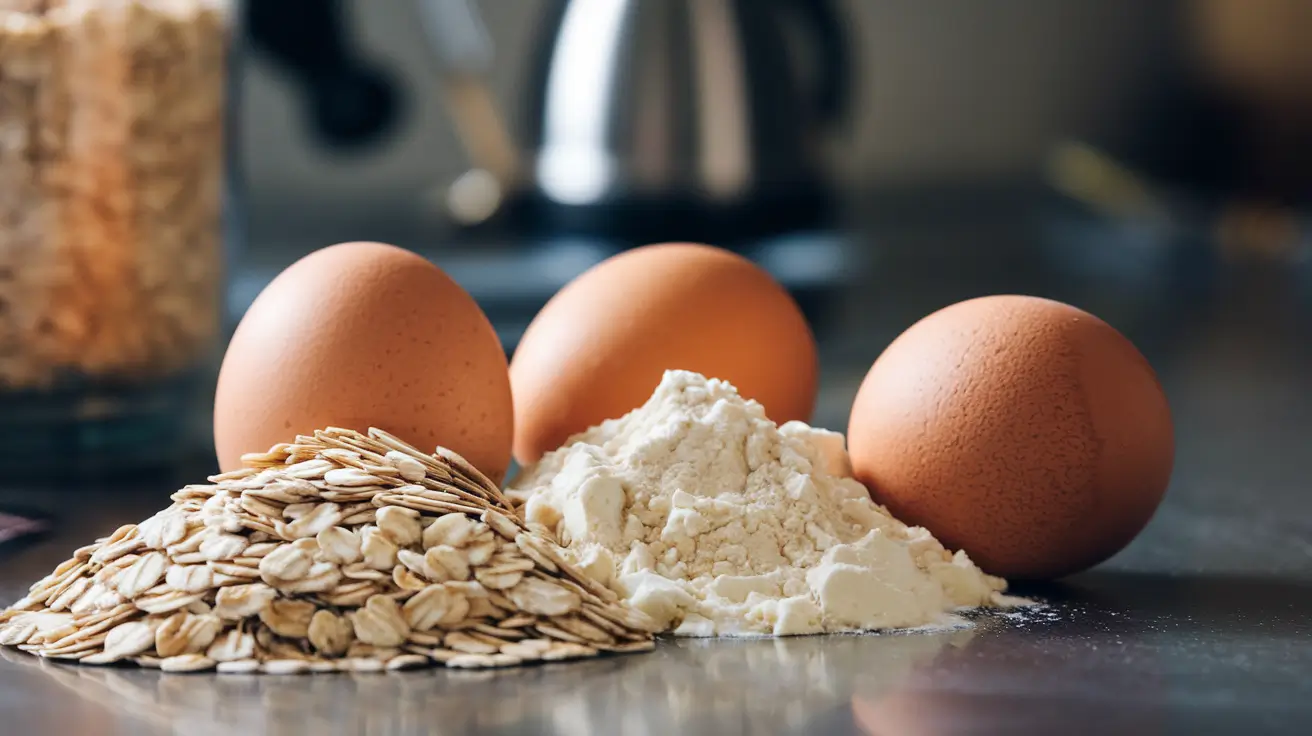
510,243,818,465
847,295,1173,580
214,242,513,481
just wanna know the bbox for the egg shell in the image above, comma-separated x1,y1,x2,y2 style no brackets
510,243,818,465
214,242,513,481
847,295,1174,580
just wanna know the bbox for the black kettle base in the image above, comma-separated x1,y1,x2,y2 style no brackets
499,187,839,248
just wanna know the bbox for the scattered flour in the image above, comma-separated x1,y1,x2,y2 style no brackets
508,370,1018,637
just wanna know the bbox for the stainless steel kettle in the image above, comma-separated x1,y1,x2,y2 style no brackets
421,0,852,242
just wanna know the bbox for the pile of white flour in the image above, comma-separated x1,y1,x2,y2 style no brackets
508,370,1015,637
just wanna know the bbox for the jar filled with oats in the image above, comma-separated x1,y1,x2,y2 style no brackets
0,0,229,473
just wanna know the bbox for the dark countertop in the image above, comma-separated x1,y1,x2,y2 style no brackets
1,212,1311,735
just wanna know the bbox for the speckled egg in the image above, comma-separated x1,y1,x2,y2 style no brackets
510,243,818,465
214,242,514,481
847,295,1174,580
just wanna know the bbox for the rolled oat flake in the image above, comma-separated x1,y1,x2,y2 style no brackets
0,428,659,673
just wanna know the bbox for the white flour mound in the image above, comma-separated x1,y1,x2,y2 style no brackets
508,370,1017,637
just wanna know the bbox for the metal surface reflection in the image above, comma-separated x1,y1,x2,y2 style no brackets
0,628,975,735
850,626,1170,736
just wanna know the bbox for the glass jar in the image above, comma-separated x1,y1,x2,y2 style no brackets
0,0,229,475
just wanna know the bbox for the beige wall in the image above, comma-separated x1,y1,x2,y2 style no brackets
240,0,1175,223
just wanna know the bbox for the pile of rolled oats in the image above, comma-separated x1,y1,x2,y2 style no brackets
0,428,659,673
0,0,226,389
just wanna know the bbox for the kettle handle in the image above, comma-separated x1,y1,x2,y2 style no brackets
246,0,401,149
781,0,852,126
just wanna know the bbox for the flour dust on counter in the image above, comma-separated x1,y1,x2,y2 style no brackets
509,370,1027,637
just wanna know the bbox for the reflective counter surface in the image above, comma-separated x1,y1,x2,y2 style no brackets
1,216,1310,735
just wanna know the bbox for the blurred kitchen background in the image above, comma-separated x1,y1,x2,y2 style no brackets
2,0,1310,476
231,0,1311,427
